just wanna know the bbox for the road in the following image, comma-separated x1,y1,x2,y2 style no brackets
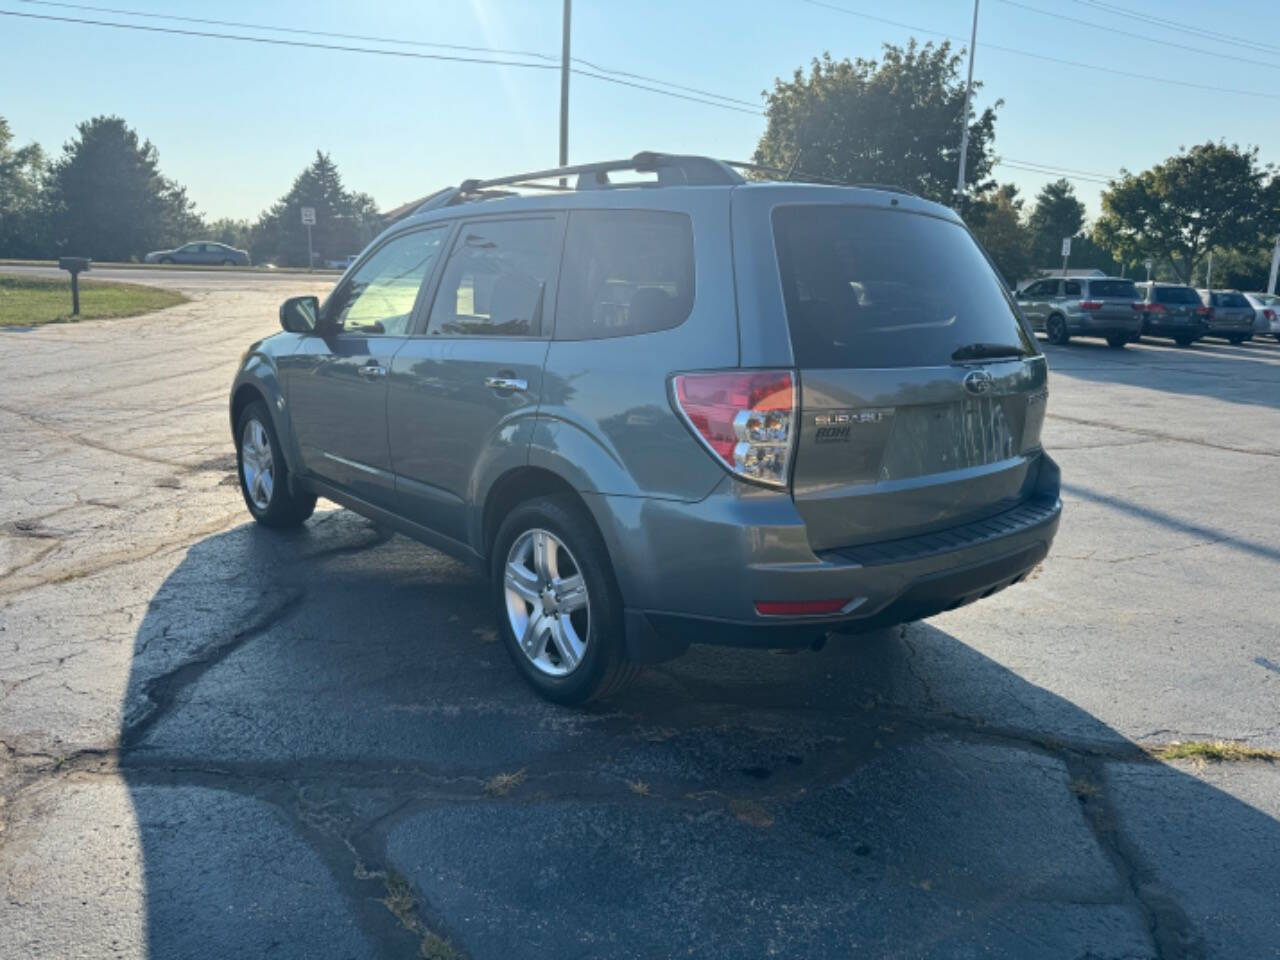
1,273,1278,959
1,261,338,291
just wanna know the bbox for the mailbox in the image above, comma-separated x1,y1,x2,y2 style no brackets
57,257,91,315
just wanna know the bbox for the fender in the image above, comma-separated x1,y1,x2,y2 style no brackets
230,347,302,489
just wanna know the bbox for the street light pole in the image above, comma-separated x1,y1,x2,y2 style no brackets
559,0,571,184
954,0,980,206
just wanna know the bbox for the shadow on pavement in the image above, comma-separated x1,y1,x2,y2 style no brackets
118,510,1280,959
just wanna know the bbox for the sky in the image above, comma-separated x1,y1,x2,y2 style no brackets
3,0,1279,225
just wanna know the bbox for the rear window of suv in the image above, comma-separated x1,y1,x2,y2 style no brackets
1212,292,1249,308
772,205,1036,369
1155,286,1201,305
1089,280,1138,299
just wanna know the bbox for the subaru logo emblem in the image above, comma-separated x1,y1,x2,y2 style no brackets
963,370,994,395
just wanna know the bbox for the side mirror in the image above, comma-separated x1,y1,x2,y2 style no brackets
279,295,319,333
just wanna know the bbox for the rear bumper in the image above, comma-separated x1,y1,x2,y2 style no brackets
1069,313,1142,336
592,453,1062,663
1142,316,1206,339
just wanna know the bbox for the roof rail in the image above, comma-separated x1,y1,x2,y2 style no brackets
392,152,919,221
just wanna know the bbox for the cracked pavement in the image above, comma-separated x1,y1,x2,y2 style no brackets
1,270,1278,958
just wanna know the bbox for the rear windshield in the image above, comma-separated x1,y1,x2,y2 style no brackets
1212,292,1249,308
1089,280,1138,299
772,205,1036,369
1155,286,1201,305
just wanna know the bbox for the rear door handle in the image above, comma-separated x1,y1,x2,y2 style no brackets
358,364,387,378
485,376,528,392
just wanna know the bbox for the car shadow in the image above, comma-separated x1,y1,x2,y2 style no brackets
1039,335,1280,413
117,511,1280,959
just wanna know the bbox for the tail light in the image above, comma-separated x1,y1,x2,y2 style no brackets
672,370,796,489
1196,305,1211,317
1131,302,1145,312
1145,303,1167,314
1264,309,1277,322
1079,300,1103,311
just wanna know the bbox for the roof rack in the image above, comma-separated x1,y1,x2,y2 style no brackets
405,151,917,217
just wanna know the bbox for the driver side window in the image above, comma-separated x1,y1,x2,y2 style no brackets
327,227,448,335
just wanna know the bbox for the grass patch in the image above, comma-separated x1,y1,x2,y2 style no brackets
484,768,526,796
1154,740,1280,763
0,273,187,326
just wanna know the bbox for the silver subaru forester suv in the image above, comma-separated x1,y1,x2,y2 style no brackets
229,152,1061,703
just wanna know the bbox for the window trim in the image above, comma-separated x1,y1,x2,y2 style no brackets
320,222,453,339
414,212,567,341
550,207,697,342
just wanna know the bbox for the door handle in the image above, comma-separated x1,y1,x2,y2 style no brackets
358,364,387,378
485,376,528,392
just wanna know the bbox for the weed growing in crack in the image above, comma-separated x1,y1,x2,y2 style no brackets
484,768,526,796
1155,740,1279,763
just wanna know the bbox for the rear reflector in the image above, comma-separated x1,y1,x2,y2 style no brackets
1196,306,1211,316
672,370,795,488
755,598,850,617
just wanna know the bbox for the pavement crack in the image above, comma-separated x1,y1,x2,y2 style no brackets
121,589,306,747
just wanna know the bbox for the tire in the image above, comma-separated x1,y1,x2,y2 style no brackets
491,495,640,704
1106,334,1128,349
158,257,174,264
1174,336,1195,347
1227,334,1249,345
234,400,316,527
1046,314,1071,345
222,259,236,267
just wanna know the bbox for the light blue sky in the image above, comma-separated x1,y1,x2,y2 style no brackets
3,0,1278,223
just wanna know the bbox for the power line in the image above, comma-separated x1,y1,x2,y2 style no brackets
15,0,761,108
997,0,1280,71
797,0,1280,103
0,8,762,115
995,161,1112,186
1001,157,1116,180
1068,0,1280,57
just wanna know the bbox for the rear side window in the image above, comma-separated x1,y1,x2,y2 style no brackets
554,210,694,340
772,205,1036,369
1064,280,1082,296
1155,286,1201,305
1090,280,1138,299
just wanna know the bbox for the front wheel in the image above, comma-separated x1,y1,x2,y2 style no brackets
1046,314,1071,345
1174,335,1196,347
158,257,174,264
235,400,316,527
492,496,639,704
1106,334,1128,349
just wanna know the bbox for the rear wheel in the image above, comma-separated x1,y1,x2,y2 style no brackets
235,400,316,527
1106,334,1128,349
1174,335,1196,347
221,259,236,266
1227,334,1249,345
492,496,639,704
1046,314,1071,345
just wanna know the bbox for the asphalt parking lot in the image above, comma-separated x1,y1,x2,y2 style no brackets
2,269,1278,959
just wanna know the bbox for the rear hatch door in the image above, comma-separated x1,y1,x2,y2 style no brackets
1086,278,1141,325
768,201,1047,553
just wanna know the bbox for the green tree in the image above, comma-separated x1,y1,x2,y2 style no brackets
206,217,252,251
0,116,48,258
44,116,201,261
250,152,380,267
1094,142,1265,283
754,40,999,204
968,183,1033,287
1026,179,1085,267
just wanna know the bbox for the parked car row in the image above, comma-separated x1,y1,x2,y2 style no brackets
143,241,250,266
1014,276,1280,347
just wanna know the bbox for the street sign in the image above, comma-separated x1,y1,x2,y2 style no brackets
301,207,316,226
1144,258,1153,271
1060,237,1072,258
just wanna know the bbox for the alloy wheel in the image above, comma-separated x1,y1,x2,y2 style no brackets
504,528,590,677
240,418,275,511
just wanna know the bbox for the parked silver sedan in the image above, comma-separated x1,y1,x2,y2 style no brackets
1244,292,1280,342
143,241,250,266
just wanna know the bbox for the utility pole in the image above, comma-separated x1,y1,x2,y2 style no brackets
559,0,571,185
1205,250,1213,293
954,0,980,206
1268,235,1279,295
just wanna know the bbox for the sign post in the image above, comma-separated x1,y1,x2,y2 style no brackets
1060,237,1072,277
301,206,316,271
1144,258,1153,282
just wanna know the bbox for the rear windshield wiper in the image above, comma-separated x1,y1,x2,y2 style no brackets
950,342,1027,362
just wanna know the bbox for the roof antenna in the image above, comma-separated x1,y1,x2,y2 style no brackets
784,149,804,182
